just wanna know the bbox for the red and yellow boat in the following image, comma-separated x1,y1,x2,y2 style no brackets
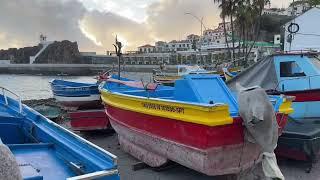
100,75,293,176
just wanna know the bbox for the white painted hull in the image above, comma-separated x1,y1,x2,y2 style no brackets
54,94,101,108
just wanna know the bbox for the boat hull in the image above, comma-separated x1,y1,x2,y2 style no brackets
106,105,288,176
276,117,320,162
69,109,110,131
267,89,320,162
54,94,102,109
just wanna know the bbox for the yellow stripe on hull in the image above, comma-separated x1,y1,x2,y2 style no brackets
279,97,294,114
101,90,233,127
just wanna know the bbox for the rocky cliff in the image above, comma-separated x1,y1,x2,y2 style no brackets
0,40,83,64
0,46,42,64
35,40,83,64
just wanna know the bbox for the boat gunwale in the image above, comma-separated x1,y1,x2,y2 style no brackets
24,104,118,162
101,88,236,127
0,95,118,165
100,88,229,109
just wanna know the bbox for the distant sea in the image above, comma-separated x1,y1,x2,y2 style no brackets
0,72,153,100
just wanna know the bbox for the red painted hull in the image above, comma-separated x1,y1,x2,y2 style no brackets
60,100,103,109
278,89,320,102
69,109,110,131
106,105,288,176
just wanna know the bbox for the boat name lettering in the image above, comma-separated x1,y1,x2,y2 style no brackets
63,87,90,91
142,103,184,114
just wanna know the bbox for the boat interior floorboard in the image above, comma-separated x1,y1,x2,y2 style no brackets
8,143,76,180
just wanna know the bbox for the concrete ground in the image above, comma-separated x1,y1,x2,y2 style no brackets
79,131,320,180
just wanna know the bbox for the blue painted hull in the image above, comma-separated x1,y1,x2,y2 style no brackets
50,79,99,97
0,88,119,180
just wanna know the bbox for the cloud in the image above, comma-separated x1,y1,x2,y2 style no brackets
146,0,221,41
79,11,154,51
78,0,158,22
0,0,96,50
0,0,291,53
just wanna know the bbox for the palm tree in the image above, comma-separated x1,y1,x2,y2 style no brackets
213,0,238,62
308,0,320,7
244,0,270,63
214,0,271,66
216,0,231,59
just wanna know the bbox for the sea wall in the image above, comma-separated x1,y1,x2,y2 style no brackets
0,64,177,75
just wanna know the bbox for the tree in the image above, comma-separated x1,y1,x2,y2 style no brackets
220,4,231,59
308,0,320,6
213,0,236,62
213,0,271,66
192,39,197,51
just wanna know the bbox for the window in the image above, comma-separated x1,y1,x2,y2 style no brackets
280,61,306,77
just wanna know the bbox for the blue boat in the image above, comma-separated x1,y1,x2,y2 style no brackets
227,52,320,164
50,79,101,109
99,74,293,176
0,87,120,180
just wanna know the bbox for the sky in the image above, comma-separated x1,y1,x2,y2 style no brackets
0,0,291,53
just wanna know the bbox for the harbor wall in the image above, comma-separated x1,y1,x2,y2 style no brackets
0,64,177,75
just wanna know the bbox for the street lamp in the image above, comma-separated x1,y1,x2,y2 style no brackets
185,12,208,64
184,12,208,35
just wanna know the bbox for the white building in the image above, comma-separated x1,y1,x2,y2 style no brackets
138,44,156,53
186,34,200,43
123,53,171,65
167,40,192,52
287,1,311,16
263,8,288,16
155,41,168,52
284,7,320,52
202,22,232,44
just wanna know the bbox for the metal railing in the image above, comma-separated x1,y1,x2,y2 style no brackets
0,87,22,114
67,169,119,180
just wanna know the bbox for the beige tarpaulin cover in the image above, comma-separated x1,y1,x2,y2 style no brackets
237,85,284,180
0,139,22,180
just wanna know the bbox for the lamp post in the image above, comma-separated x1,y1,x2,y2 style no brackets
185,12,208,64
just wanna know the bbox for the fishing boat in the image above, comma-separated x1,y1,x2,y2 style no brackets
227,52,320,164
50,79,102,109
100,74,293,176
69,109,110,131
153,65,216,86
222,68,238,81
0,87,119,179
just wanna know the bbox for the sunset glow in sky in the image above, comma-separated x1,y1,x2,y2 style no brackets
0,0,292,53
